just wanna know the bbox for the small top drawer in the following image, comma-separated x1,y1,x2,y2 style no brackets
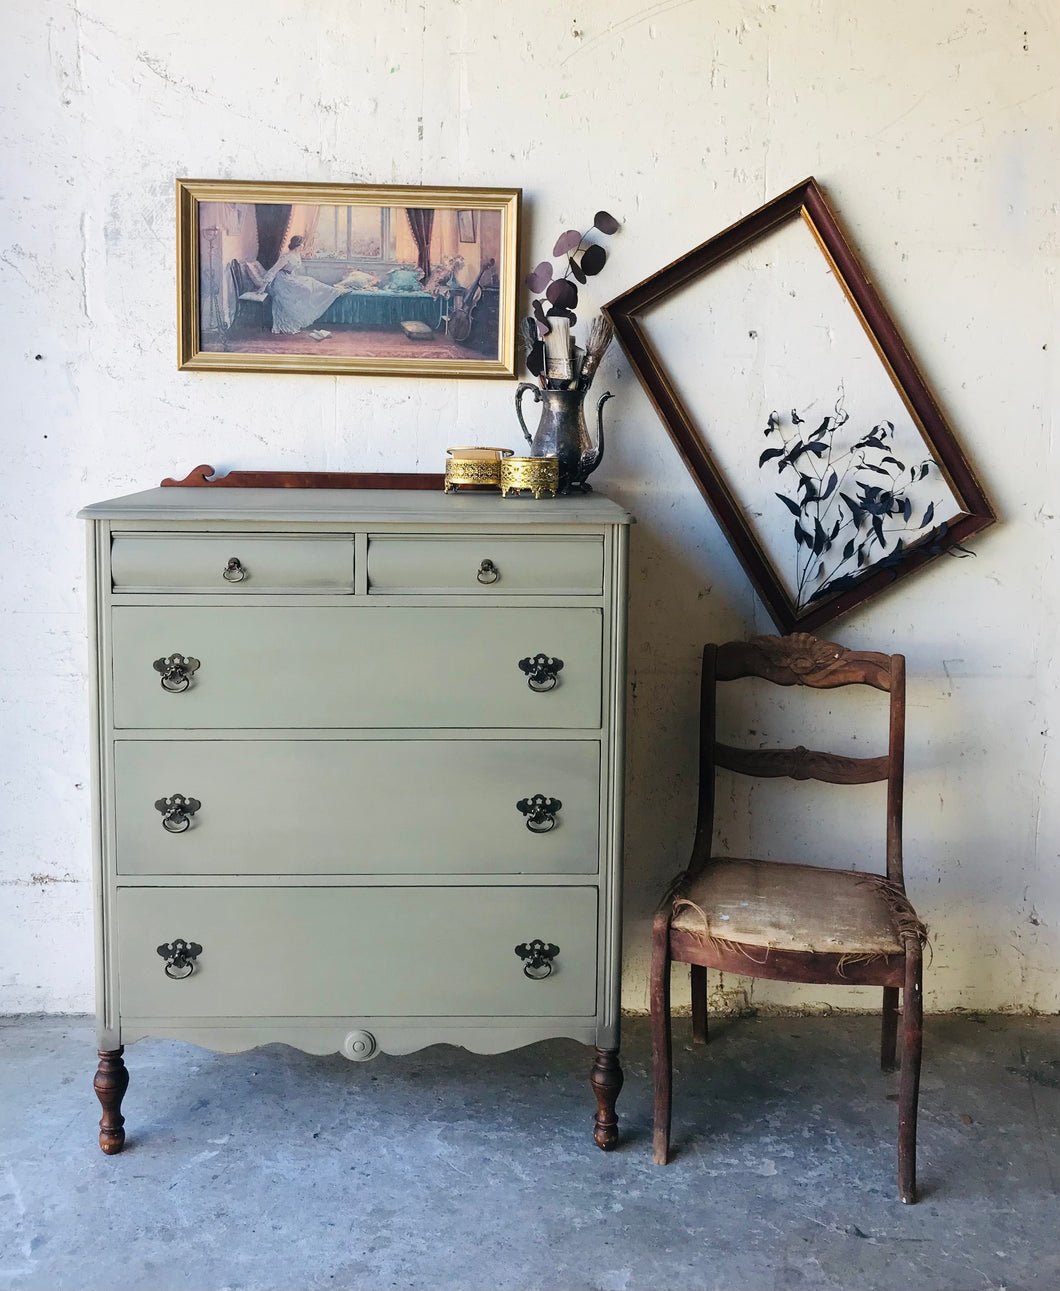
367,535,603,595
111,534,355,594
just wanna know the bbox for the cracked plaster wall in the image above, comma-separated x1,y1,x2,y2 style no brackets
1,0,1057,1014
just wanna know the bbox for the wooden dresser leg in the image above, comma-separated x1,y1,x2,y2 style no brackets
590,1046,623,1151
94,1048,129,1155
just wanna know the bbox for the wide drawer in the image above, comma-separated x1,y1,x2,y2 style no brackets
114,739,601,875
367,536,603,594
116,886,599,1018
110,606,602,729
111,534,355,594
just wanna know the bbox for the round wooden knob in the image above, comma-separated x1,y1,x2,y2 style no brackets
341,1030,378,1062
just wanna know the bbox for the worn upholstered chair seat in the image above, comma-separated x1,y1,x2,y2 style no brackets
670,858,924,956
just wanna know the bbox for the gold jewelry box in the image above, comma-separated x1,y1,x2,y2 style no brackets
500,456,559,499
444,447,513,492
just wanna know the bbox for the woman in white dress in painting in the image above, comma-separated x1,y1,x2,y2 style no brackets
262,236,347,334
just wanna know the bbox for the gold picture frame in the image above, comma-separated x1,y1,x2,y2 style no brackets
177,179,521,378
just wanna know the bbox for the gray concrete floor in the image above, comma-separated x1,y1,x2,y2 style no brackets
0,1013,1058,1291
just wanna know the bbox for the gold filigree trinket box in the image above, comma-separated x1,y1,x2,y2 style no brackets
444,446,513,493
500,456,559,499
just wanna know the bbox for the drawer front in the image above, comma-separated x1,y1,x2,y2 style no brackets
117,886,599,1018
111,535,355,594
111,606,602,729
367,536,603,595
114,740,601,875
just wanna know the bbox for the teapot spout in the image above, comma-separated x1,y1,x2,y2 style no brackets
575,391,613,490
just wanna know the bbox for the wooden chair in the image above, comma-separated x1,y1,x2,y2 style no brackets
650,633,927,1203
229,260,272,331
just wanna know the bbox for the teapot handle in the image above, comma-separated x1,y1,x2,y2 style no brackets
515,382,542,448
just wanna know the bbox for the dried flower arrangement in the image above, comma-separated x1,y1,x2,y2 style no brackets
523,211,620,390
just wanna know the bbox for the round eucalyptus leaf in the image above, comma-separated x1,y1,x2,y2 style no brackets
553,229,583,256
568,256,587,285
526,260,553,293
546,278,579,309
580,244,607,276
593,211,620,235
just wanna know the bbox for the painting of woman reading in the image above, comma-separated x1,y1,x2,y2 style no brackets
179,181,520,378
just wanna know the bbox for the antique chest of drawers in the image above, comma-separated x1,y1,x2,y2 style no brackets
80,485,631,1153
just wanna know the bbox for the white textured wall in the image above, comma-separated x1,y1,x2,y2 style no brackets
1,0,1057,1014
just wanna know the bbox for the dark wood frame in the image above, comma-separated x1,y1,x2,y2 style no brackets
604,178,995,633
650,633,924,1202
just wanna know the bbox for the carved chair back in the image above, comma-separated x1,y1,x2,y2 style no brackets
693,633,906,887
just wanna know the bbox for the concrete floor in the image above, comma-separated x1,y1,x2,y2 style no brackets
0,1013,1057,1291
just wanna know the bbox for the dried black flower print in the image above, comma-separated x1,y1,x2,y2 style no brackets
759,386,960,609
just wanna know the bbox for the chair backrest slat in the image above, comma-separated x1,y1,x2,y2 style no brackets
715,634,893,691
714,741,890,785
693,633,907,887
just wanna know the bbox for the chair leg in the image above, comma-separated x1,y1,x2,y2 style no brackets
897,942,923,1203
690,964,708,1044
881,986,899,1072
650,910,673,1165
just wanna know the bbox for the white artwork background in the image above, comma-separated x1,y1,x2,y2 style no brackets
638,215,963,608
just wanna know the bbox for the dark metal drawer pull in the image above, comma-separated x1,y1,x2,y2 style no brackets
156,938,203,980
518,654,564,692
517,794,562,833
154,794,201,834
515,939,560,980
153,653,200,693
222,556,247,583
477,558,499,584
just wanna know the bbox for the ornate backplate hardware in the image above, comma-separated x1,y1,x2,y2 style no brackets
156,938,203,980
515,939,560,979
152,653,200,692
154,794,202,833
518,654,564,692
516,794,562,833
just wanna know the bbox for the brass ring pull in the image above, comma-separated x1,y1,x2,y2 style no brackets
156,938,202,980
477,558,499,585
518,654,564,692
222,557,246,582
155,794,201,834
153,654,200,693
515,939,560,980
517,794,562,833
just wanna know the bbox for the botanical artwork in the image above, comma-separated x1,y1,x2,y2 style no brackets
178,181,520,378
605,179,993,632
759,387,963,612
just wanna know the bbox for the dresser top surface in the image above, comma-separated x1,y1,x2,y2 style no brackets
79,487,633,525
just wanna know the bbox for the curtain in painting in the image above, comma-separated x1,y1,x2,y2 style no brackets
404,208,434,278
282,205,322,257
255,204,292,269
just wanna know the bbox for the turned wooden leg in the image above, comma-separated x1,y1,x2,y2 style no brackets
590,1047,623,1151
650,909,673,1164
94,1048,129,1155
881,985,899,1072
690,964,708,1044
898,943,923,1203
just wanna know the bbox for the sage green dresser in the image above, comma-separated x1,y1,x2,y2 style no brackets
80,485,631,1153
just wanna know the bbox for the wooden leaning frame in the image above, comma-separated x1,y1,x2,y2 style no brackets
605,178,995,633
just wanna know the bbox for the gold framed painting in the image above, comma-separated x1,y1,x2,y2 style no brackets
176,179,521,378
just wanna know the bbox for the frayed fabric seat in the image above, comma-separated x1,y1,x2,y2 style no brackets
670,858,926,958
650,634,927,1203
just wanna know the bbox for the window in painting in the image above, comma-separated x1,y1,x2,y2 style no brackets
313,206,393,260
